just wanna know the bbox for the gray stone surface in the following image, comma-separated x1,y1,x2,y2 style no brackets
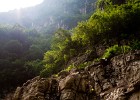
12,51,140,100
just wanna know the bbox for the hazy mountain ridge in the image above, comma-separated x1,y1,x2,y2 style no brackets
0,0,96,30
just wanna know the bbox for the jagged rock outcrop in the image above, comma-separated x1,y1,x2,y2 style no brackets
12,51,140,100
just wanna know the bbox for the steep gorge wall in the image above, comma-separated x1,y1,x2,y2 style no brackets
12,51,140,100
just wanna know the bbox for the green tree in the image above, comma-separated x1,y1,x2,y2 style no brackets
4,40,23,58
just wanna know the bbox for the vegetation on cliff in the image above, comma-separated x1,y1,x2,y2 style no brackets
0,0,95,98
0,0,140,98
41,0,140,77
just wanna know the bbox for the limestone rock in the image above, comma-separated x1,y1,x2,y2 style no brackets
12,50,140,100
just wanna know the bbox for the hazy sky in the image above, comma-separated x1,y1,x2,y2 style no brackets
0,0,44,12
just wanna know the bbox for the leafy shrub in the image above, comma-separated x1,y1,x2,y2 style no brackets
102,45,131,59
65,61,91,72
24,60,44,76
40,66,54,77
77,62,91,69
65,64,75,71
130,40,140,50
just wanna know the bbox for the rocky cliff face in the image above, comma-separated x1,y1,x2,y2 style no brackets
12,51,140,100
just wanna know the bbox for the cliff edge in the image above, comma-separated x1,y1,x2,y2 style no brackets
12,50,140,100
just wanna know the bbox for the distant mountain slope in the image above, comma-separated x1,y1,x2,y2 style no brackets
0,0,96,31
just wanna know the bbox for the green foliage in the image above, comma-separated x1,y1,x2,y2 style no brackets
130,40,140,50
65,61,91,71
72,0,140,48
65,64,75,71
51,28,71,51
96,0,126,9
42,28,87,77
77,62,91,69
0,24,52,97
0,0,96,98
40,65,54,77
24,60,44,76
41,0,140,78
26,45,44,60
102,45,131,59
94,58,101,62
41,29,73,77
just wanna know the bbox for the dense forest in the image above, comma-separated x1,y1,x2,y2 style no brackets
0,0,140,98
0,25,50,97
41,0,140,77
0,0,96,98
